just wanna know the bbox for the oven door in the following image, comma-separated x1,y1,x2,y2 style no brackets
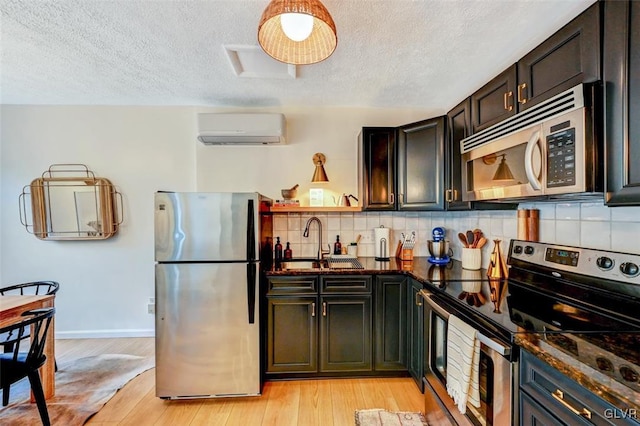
420,290,515,426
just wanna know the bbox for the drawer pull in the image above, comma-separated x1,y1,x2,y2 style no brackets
311,302,316,317
322,301,327,317
552,389,592,420
415,291,423,306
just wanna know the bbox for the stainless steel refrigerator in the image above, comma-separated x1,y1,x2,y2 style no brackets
154,191,272,399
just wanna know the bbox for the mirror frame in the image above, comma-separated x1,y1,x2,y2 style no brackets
20,165,122,241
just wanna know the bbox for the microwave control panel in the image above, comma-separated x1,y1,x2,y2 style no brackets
546,124,576,188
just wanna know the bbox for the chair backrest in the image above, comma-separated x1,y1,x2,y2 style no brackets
0,281,59,296
0,308,55,368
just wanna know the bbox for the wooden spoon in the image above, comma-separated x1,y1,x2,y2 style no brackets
473,229,482,247
458,232,469,248
466,230,475,247
475,237,488,249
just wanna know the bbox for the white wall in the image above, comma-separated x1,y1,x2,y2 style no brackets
1,105,196,338
0,104,434,338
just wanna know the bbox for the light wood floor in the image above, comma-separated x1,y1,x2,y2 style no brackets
55,338,426,425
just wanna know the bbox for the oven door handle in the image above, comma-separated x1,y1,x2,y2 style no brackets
419,289,511,357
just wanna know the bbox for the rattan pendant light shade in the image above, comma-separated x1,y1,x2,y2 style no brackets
258,0,337,65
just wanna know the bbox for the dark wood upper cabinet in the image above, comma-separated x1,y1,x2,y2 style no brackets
518,1,600,109
471,2,601,134
359,127,396,210
446,98,473,210
397,117,446,210
604,0,640,205
471,65,517,133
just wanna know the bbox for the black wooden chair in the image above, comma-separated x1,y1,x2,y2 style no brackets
0,307,55,425
0,281,59,358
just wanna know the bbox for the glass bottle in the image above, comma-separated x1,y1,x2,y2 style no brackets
333,235,342,255
284,242,292,259
274,237,283,261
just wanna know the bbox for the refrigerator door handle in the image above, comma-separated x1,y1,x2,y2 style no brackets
247,263,256,324
247,199,256,261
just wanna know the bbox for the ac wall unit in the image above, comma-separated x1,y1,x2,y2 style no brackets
197,113,286,145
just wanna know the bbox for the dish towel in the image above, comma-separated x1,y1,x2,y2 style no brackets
446,314,481,414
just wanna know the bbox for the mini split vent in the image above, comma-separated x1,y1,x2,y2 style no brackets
197,113,286,145
461,84,585,154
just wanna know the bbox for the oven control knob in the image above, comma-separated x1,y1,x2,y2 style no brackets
524,246,535,255
620,262,640,277
514,245,523,254
596,256,614,271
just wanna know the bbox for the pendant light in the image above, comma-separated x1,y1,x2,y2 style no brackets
258,0,337,65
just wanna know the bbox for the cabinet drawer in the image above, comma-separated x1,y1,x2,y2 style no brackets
267,276,318,295
321,275,372,294
520,351,637,426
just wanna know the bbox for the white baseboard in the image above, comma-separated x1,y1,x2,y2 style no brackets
56,329,155,339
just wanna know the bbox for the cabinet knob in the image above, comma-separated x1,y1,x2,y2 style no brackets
517,83,528,104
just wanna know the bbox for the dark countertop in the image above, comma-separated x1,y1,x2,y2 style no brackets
266,256,640,412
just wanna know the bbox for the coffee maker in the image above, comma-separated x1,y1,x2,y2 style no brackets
428,226,451,264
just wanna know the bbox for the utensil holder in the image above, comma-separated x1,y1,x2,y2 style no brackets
461,247,481,270
400,248,414,261
347,244,358,257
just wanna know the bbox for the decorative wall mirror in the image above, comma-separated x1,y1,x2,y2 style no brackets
19,164,123,240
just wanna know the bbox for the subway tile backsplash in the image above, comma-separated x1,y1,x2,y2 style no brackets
272,201,640,268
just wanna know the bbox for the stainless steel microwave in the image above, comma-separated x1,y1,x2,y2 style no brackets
461,84,602,202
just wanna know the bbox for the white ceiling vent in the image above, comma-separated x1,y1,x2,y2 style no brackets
197,113,286,145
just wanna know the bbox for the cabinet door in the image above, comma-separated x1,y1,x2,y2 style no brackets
520,391,566,426
518,2,600,110
471,65,517,133
359,127,396,210
446,98,472,211
266,296,317,373
407,279,424,391
374,276,407,371
319,295,372,372
397,117,446,210
604,0,640,205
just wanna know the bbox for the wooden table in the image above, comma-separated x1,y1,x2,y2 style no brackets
0,294,56,400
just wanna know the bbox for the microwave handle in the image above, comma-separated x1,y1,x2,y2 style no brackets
524,130,542,190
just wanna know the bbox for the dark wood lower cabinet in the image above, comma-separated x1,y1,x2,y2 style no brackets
266,275,375,377
374,276,407,371
320,295,372,372
266,296,317,373
266,274,416,379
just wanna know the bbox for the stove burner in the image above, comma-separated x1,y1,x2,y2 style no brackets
596,357,614,372
619,365,639,384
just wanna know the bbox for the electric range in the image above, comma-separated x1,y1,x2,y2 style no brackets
422,240,640,404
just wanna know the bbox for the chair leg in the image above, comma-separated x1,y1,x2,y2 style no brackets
27,371,51,426
2,385,9,406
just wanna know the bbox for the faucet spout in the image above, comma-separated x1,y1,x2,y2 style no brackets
303,216,325,260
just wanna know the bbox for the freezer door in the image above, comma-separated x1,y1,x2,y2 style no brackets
155,192,261,262
155,262,260,398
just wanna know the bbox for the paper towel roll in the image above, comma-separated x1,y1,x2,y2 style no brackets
374,226,390,260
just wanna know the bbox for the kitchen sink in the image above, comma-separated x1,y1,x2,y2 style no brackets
278,259,328,271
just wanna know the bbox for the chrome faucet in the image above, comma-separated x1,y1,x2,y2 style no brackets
303,216,330,260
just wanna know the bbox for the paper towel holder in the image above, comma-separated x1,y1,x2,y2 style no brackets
374,225,390,261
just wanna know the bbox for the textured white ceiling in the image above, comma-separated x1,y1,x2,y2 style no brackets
0,0,595,111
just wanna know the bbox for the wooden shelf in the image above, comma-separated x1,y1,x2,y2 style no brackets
270,206,362,213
